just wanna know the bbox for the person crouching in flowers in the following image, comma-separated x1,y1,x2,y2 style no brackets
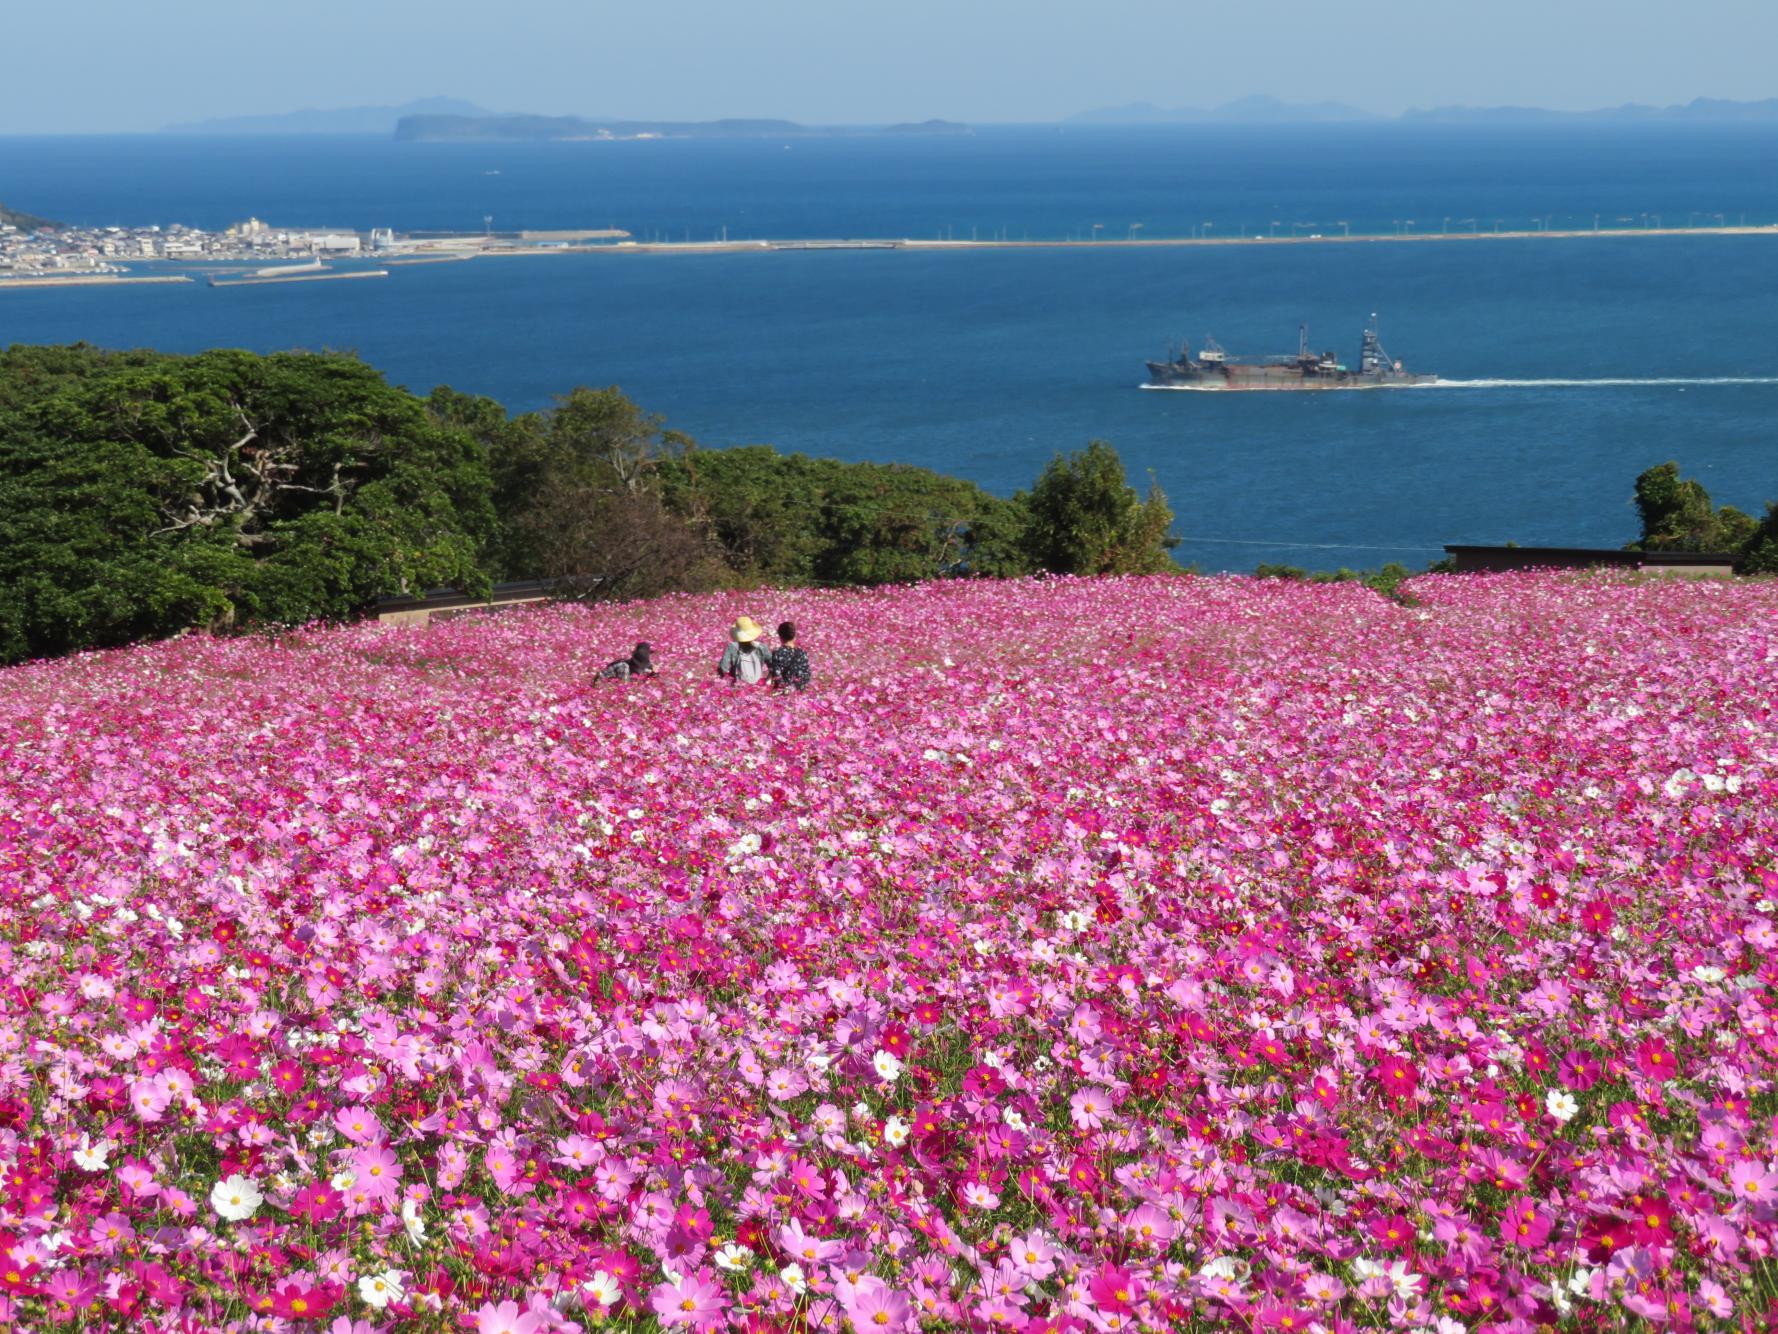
598,641,657,682
717,616,771,686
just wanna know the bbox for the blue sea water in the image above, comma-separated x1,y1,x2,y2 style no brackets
3,126,1777,571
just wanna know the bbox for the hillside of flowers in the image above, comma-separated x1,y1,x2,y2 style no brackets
3,571,1778,1334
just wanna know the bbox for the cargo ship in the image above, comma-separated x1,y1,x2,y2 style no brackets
1144,315,1435,389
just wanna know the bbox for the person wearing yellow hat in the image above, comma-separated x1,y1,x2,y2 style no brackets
717,616,771,685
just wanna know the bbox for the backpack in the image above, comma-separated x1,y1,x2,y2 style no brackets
730,644,769,685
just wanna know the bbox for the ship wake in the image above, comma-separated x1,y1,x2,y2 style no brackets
1419,376,1778,389
1140,376,1778,391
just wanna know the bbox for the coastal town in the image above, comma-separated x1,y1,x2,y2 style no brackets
0,212,656,285
0,215,384,279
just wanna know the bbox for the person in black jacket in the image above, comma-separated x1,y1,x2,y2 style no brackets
767,622,812,692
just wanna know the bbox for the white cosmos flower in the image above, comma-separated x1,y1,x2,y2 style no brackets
780,1262,808,1294
884,1115,911,1147
357,1269,404,1309
714,1243,753,1272
872,1050,903,1083
72,1137,112,1171
210,1174,263,1222
585,1270,622,1308
330,1170,357,1192
1387,1260,1423,1299
401,1197,427,1242
1545,1088,1579,1123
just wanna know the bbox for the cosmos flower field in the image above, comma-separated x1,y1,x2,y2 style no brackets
3,572,1778,1334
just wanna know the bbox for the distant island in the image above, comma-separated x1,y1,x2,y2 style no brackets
0,202,59,232
395,114,971,142
1068,94,1778,126
163,98,495,135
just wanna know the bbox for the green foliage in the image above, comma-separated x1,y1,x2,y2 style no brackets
655,446,1031,585
2,342,1197,663
1631,461,1754,553
1018,440,1179,576
0,345,493,664
1739,503,1778,575
1628,460,1773,575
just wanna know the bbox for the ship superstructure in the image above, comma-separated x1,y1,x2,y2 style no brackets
1145,315,1435,389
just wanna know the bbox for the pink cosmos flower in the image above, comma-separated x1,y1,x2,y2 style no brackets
1558,1049,1602,1090
1375,1054,1418,1102
844,1275,912,1332
1633,1038,1676,1081
779,1218,843,1265
649,1269,727,1329
1068,1087,1115,1131
1088,1264,1140,1313
1727,1160,1778,1207
128,1077,171,1123
333,1105,384,1145
1010,1231,1059,1279
475,1300,546,1334
1500,1196,1552,1248
1123,1204,1176,1247
349,1145,402,1201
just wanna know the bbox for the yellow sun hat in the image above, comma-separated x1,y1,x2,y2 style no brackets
730,616,764,643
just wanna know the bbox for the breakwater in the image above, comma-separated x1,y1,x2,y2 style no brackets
207,269,391,288
0,274,193,290
544,223,1778,256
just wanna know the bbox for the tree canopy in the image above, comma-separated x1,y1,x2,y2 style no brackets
1,345,493,663
1018,440,1180,576
1,343,1187,664
1629,460,1773,573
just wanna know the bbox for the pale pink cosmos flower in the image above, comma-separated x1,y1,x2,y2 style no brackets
474,1300,545,1334
333,1105,384,1145
649,1269,727,1329
1728,1160,1778,1207
1069,1086,1115,1131
844,1275,912,1332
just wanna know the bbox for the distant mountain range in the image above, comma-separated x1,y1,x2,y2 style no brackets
394,115,971,142
0,202,59,231
1069,95,1778,125
162,98,495,135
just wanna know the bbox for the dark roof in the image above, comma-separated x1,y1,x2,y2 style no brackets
1443,545,1736,566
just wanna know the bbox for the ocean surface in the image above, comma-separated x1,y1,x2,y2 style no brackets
4,126,1777,571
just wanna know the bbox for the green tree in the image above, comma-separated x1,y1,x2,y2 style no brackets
1019,440,1178,575
1631,461,1754,552
0,347,493,664
490,387,714,598
654,445,1032,585
1738,503,1778,575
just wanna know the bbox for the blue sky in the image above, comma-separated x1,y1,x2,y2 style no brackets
3,0,1774,132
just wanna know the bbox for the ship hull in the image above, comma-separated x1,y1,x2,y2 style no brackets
1144,361,1436,390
